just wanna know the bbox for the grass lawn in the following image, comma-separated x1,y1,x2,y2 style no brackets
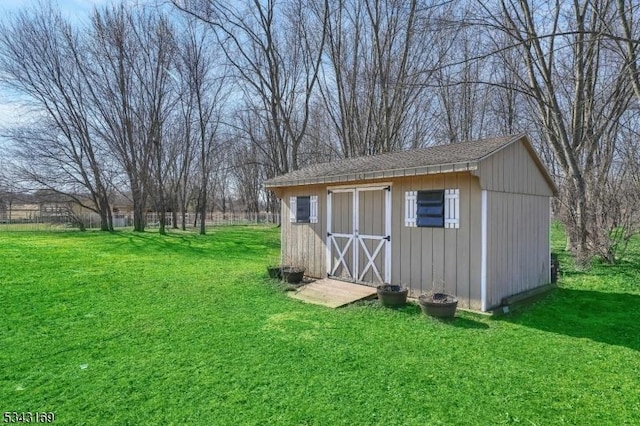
1,225,639,425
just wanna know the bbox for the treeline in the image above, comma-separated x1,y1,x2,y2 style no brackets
0,0,639,263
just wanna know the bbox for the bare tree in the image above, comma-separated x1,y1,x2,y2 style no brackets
177,19,229,235
478,0,634,263
86,5,177,233
172,0,329,177
0,5,114,230
318,0,452,157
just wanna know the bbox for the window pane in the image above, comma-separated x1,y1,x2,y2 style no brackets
417,191,443,203
416,190,444,228
296,196,310,223
417,205,444,216
417,215,444,227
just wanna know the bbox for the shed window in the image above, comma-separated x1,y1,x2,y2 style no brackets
417,190,444,227
405,189,459,229
290,195,318,223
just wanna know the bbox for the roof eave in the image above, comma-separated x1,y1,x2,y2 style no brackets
264,161,479,189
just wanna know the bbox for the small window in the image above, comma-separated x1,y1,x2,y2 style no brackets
405,189,459,229
417,190,444,227
297,196,311,223
290,195,318,224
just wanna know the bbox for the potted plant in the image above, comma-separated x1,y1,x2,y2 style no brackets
418,280,458,319
281,266,305,284
266,265,282,280
377,284,408,308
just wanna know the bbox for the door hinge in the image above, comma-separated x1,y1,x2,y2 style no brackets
384,235,391,241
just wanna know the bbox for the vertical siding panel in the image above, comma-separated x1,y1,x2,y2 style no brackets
316,189,327,277
503,148,511,194
400,178,412,289
379,189,386,282
410,176,424,295
281,190,289,265
375,189,384,283
455,173,471,309
467,176,482,310
486,191,494,308
492,155,500,191
515,194,522,294
307,190,315,275
431,174,445,291
296,189,304,270
493,191,504,308
418,176,432,295
391,180,403,285
510,194,517,294
489,192,497,308
516,195,522,291
444,173,458,296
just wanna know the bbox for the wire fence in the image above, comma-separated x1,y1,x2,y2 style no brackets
0,211,280,232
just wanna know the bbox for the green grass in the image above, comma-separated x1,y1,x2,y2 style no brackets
1,225,639,425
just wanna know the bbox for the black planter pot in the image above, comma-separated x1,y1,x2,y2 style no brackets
418,293,458,319
267,265,282,280
377,285,408,308
281,266,305,284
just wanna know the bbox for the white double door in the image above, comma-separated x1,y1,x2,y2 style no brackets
326,185,391,284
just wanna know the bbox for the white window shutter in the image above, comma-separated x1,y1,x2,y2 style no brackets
309,195,318,223
405,191,417,227
444,189,460,229
289,196,297,223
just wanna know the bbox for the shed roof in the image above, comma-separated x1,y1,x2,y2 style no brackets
265,134,556,193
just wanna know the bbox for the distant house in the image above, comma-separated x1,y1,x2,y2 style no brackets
265,134,557,311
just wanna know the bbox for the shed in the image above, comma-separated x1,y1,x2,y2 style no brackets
265,134,557,311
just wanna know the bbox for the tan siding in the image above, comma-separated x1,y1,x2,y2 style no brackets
388,172,481,308
418,175,432,295
468,178,483,310
444,173,458,296
456,174,472,309
485,191,551,309
280,185,327,278
431,174,446,294
391,181,403,285
399,179,413,288
476,138,554,196
414,176,429,295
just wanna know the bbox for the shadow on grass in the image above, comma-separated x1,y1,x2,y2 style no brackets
449,317,490,330
381,303,490,330
501,288,640,352
106,227,280,260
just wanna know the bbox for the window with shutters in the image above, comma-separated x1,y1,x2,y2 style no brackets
289,195,318,223
405,189,459,229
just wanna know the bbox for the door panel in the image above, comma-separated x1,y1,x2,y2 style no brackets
327,186,391,284
329,191,355,280
356,189,387,284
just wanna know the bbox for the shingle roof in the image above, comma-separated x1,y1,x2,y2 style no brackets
265,134,524,188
